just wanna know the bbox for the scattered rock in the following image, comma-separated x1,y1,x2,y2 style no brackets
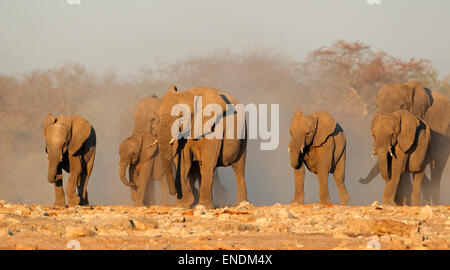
64,225,95,238
419,206,433,220
15,243,38,250
346,218,418,236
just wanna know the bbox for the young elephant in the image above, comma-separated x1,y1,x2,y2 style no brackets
119,132,164,206
288,109,349,205
369,110,430,206
43,114,96,207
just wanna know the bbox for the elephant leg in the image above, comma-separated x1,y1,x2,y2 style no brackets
66,174,81,207
80,153,95,206
160,179,168,205
135,164,150,207
317,171,331,204
231,150,248,205
411,171,425,206
143,177,155,206
53,179,65,207
333,151,350,205
198,165,215,209
176,151,195,208
291,163,305,205
429,163,444,205
421,172,432,205
76,171,86,205
382,171,402,206
189,171,200,206
198,141,221,209
129,165,138,204
394,173,412,206
66,156,81,207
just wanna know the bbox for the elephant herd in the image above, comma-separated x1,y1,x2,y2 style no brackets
42,81,449,208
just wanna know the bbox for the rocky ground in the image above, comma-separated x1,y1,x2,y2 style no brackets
0,200,449,250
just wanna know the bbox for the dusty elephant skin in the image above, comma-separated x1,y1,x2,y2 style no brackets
42,114,96,207
157,86,248,209
288,109,350,205
0,201,449,250
118,94,171,206
360,81,449,205
365,110,430,206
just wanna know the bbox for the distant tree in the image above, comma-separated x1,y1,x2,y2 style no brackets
438,74,450,98
301,40,438,116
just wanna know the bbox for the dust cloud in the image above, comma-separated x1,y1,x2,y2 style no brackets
0,48,448,207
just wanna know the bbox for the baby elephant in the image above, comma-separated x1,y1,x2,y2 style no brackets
369,110,430,206
119,133,165,206
288,109,349,205
43,114,96,207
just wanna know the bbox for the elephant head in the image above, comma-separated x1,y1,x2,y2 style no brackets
118,133,158,189
43,113,92,183
370,110,420,180
289,109,336,169
133,94,161,136
376,81,430,118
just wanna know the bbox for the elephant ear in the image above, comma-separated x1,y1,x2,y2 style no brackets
311,111,336,147
42,113,56,138
141,133,158,162
394,110,420,153
404,81,430,119
43,113,56,153
68,115,92,155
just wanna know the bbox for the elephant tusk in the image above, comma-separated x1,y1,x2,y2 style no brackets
389,149,394,157
287,147,290,153
371,151,376,158
300,148,303,154
148,139,158,147
169,138,175,144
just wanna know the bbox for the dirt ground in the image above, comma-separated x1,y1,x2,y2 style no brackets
0,200,449,250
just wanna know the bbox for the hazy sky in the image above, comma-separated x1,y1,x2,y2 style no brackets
1,0,449,77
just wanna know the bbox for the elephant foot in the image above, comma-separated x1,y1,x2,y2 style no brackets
290,198,304,205
67,195,81,207
53,201,66,207
382,198,397,206
319,198,332,205
79,198,89,206
134,201,145,207
197,201,215,209
177,197,194,209
340,193,350,205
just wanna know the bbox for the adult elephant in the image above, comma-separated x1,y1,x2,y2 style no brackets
119,94,175,205
43,114,96,207
157,86,248,209
369,110,431,206
359,81,449,205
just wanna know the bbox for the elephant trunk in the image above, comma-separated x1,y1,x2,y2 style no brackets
377,149,391,181
119,161,136,189
47,160,58,183
289,147,301,169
